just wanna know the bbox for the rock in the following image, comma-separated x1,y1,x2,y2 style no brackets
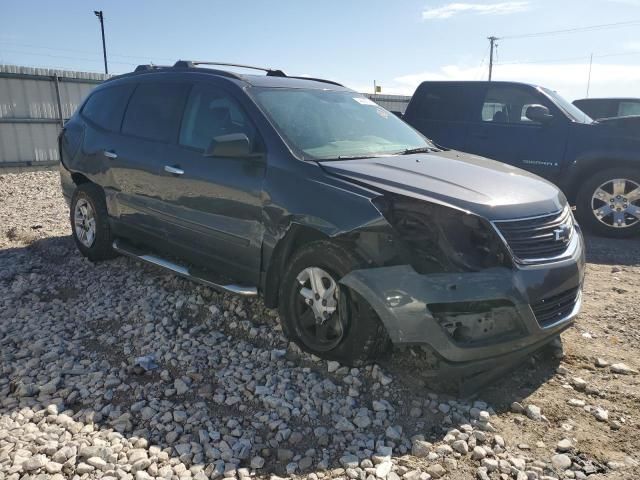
452,440,469,454
327,361,340,372
471,446,487,460
511,402,525,414
376,461,392,478
386,425,402,440
556,439,573,452
277,449,294,462
476,466,491,480
567,398,585,407
76,462,95,474
412,440,433,457
251,456,265,469
426,464,446,478
481,458,498,472
572,377,587,391
174,378,189,395
435,444,453,456
525,404,542,421
22,454,48,471
551,454,572,470
340,455,360,469
595,358,609,367
593,407,609,421
87,456,108,470
611,363,637,375
335,416,356,431
45,462,63,474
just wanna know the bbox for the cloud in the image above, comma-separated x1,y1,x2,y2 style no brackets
422,1,530,20
390,62,640,100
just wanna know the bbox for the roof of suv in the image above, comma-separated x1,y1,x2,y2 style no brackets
106,60,351,91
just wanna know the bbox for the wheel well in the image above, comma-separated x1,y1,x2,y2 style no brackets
71,172,91,186
262,225,329,309
566,159,640,203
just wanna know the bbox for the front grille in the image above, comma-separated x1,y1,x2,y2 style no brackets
531,287,580,327
493,208,574,262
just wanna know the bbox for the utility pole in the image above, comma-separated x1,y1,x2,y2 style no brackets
586,52,593,98
487,36,498,81
94,10,108,74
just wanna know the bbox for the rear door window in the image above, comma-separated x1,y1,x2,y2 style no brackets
618,101,640,117
81,84,134,132
414,84,473,121
122,82,190,143
179,84,256,151
481,86,547,124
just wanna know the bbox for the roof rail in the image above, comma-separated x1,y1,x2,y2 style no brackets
134,64,171,72
288,76,344,87
173,60,286,77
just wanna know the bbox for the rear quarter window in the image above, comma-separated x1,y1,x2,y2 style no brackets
81,84,134,132
122,82,190,143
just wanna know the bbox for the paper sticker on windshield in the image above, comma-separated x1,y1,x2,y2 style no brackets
354,97,377,106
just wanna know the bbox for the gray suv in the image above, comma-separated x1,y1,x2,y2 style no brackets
59,61,585,372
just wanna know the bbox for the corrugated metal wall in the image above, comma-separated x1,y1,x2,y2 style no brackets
0,65,107,167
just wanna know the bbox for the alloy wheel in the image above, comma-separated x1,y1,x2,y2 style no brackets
591,178,640,229
74,198,97,247
294,266,345,351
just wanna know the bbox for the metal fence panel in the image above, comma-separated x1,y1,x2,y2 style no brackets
0,64,104,166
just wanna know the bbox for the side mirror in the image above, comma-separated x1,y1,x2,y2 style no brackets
525,104,554,124
204,133,252,157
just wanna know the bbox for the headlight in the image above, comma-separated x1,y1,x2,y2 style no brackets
373,193,511,273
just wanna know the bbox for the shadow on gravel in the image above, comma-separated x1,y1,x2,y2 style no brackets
1,234,568,478
583,233,640,266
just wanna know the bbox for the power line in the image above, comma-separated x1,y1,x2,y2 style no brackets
495,50,640,66
500,19,640,40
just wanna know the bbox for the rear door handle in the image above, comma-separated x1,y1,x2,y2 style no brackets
164,165,184,175
103,150,118,159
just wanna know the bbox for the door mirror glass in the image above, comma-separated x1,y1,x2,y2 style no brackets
525,104,554,123
204,133,252,157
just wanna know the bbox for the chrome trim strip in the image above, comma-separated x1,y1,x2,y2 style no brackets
112,240,258,296
491,207,576,265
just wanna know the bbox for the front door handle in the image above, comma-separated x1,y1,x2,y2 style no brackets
103,150,118,159
164,165,184,175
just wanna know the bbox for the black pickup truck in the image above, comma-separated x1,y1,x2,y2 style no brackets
403,81,640,237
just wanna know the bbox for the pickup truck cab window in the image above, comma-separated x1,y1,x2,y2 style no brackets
481,86,547,124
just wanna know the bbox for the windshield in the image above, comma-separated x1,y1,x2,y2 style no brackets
542,87,593,124
251,88,431,160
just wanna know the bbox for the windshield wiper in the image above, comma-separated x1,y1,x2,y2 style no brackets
317,154,388,161
398,146,438,155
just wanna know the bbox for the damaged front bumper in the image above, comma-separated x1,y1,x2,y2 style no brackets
340,233,585,367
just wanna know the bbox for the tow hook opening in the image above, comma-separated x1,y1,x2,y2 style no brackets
429,300,523,346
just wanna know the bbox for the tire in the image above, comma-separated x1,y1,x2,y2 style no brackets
278,240,390,366
575,167,640,238
70,183,117,261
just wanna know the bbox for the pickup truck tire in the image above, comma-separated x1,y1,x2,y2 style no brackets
576,168,640,238
70,183,117,261
278,240,390,366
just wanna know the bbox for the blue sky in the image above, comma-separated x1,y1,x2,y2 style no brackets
1,0,639,100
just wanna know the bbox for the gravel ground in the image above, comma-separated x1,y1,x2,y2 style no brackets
1,170,639,480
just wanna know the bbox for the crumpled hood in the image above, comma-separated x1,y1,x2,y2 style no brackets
319,150,566,221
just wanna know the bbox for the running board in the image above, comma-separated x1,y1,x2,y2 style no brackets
112,240,258,296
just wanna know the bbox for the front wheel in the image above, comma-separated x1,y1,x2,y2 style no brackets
278,241,390,366
575,168,640,238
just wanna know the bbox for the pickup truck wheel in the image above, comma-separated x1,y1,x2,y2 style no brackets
576,168,640,238
70,183,117,261
278,241,390,366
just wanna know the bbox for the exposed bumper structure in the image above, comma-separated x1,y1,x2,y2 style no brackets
340,231,585,366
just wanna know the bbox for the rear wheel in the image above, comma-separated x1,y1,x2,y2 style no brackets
575,168,640,238
70,183,117,261
278,241,389,366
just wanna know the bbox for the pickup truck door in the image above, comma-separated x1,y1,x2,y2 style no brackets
468,84,569,182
